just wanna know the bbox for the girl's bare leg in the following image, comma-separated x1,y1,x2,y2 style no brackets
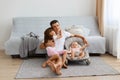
42,54,62,74
62,51,68,68
42,54,59,68
55,65,62,75
47,61,56,72
49,54,63,75
47,55,62,75
54,56,62,75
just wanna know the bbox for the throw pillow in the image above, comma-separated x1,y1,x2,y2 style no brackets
65,25,90,36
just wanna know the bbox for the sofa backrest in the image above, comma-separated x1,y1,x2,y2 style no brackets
11,16,100,39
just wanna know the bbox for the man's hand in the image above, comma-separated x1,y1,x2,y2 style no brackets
80,44,88,51
73,34,89,47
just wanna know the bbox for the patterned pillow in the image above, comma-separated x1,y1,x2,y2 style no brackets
65,25,90,36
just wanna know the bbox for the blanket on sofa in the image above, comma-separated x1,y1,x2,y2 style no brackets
19,32,39,58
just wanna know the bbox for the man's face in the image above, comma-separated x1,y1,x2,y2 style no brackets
51,22,61,33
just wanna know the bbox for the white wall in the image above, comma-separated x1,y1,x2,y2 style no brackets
0,0,96,49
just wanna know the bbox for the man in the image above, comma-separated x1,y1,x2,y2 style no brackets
50,20,89,66
40,20,89,70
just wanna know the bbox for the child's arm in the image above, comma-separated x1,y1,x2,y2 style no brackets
56,30,62,39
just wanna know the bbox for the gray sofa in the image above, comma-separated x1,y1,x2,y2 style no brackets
4,16,106,56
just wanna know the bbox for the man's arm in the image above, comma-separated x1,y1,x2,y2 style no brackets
65,30,89,47
71,34,89,47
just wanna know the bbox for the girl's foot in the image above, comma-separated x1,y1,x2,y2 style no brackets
47,61,56,72
56,65,62,75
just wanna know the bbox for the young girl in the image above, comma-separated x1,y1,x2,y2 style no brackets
69,41,88,59
40,27,67,75
42,39,63,75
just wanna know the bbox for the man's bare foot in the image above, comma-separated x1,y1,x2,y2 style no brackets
47,61,56,72
62,64,68,69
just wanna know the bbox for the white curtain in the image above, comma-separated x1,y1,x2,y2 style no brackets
104,0,120,59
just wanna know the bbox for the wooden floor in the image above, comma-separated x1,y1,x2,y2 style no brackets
0,50,120,80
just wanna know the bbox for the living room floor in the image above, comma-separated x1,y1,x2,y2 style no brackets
0,50,120,80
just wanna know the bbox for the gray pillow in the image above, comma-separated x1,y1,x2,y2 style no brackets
64,37,84,50
65,25,90,36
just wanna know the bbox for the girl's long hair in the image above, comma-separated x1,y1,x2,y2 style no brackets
44,27,54,47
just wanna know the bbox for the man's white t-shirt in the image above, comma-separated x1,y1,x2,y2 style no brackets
54,30,71,51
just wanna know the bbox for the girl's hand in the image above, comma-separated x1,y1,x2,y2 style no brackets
57,30,62,39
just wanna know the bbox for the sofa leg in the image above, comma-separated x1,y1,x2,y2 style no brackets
11,55,20,58
89,53,101,56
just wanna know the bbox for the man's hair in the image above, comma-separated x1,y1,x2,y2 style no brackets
50,20,59,26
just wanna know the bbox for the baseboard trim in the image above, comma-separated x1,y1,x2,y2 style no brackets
11,54,47,59
0,46,5,50
0,49,5,51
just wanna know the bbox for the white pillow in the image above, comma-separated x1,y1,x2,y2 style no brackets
65,25,90,36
